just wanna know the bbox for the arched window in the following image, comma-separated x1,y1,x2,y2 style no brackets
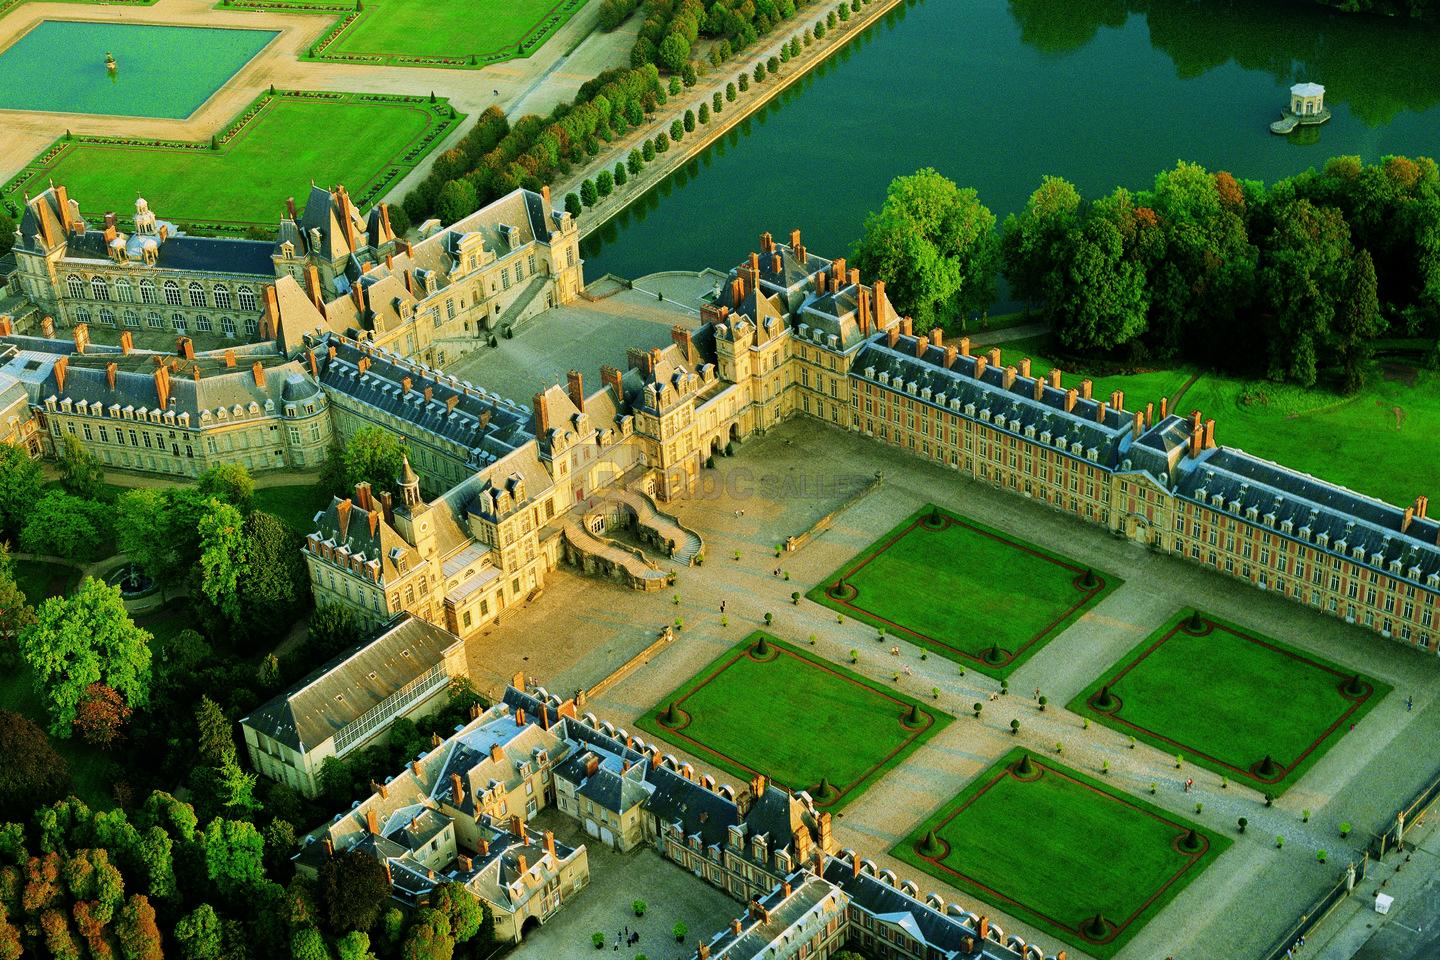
140,280,157,304
91,276,109,301
163,281,181,306
236,287,257,312
213,285,232,310
73,306,91,325
244,318,259,337
221,317,236,337
66,275,85,299
171,314,187,334
196,315,213,333
123,310,139,328
114,278,133,302
98,308,115,327
187,282,206,308
147,312,165,329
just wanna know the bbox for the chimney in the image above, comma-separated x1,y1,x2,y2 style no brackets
873,280,886,324
943,345,958,369
40,316,54,338
192,365,201,383
153,365,170,409
515,707,525,726
1002,366,1016,390
1080,379,1093,401
252,361,266,389
602,364,623,401
533,391,550,435
852,853,861,877
958,336,970,358
832,257,846,282
1403,506,1415,534
1189,426,1203,458
480,838,490,856
1191,409,1202,431
1110,389,1125,412
1134,410,1144,434
672,325,694,362
849,268,860,290
978,917,989,941
901,316,913,336
974,356,988,380
789,228,801,250
1145,401,1154,427
1204,418,1215,449
116,330,132,354
886,325,898,349
782,881,792,898
105,362,117,391
542,184,552,214
1064,388,1077,413
323,836,334,858
379,491,394,523
510,815,524,838
351,282,366,313
1017,358,1031,379
1033,376,1043,401
177,336,194,360
929,328,943,347
516,854,528,875
354,481,373,511
224,349,236,368
422,384,432,403
544,830,556,859
451,773,464,805
1096,401,1108,423
304,264,325,313
335,499,352,539
814,271,825,295
914,336,926,359
286,196,297,220
987,347,1001,368
731,918,742,935
366,808,379,834
490,743,504,762
698,945,710,960
857,284,870,333
1048,368,1061,388
72,323,89,355
1160,396,1169,419
457,855,472,872
1417,495,1429,520
410,760,421,778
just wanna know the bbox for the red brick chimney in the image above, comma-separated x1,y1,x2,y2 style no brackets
872,280,886,325
73,323,89,355
544,830,556,859
1017,358,1031,379
366,808,379,834
105,362,117,391
671,325,694,362
451,772,464,805
224,349,236,368
252,361,266,389
601,365,623,402
354,481,373,511
533,391,550,435
1204,418,1215,449
177,336,194,361
153,365,170,409
1080,379,1093,401
1064,388,1077,413
567,369,584,410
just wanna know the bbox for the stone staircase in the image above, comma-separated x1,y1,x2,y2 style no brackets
612,488,703,565
562,520,670,589
493,275,550,333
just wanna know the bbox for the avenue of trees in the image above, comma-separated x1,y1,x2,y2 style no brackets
855,156,1440,393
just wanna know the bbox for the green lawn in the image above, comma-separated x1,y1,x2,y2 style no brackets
894,749,1228,959
808,505,1120,677
1070,610,1389,795
4,91,461,232
970,333,1195,411
13,559,80,604
636,634,951,809
1182,369,1439,508
253,483,330,534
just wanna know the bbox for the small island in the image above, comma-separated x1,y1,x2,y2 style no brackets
104,51,116,72
1271,81,1330,134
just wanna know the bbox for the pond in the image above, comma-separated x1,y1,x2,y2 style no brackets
580,0,1440,281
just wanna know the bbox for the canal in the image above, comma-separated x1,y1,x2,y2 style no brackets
581,0,1440,281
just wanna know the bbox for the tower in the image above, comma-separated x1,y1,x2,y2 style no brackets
399,454,422,509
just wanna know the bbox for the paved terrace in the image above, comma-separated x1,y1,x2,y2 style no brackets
461,416,1440,960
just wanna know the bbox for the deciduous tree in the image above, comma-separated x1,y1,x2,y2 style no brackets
319,850,392,934
0,709,71,820
0,443,43,538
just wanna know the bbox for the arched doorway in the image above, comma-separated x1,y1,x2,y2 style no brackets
729,422,741,443
520,915,541,940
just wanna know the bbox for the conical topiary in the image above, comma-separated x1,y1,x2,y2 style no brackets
1257,754,1280,778
816,776,834,798
919,829,943,857
1015,753,1036,777
755,635,771,656
1084,914,1109,940
1188,609,1205,631
984,645,1005,665
1080,567,1098,588
660,701,678,724
906,702,922,725
1344,673,1364,696
1094,684,1115,709
1179,827,1202,853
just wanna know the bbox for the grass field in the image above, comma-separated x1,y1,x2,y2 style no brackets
895,749,1228,959
970,333,1196,411
636,634,951,809
1070,610,1389,795
3,91,461,232
252,483,330,533
808,505,1119,677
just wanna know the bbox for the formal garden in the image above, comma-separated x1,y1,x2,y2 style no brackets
808,504,1120,677
2,90,462,233
1069,609,1388,795
894,749,1229,959
637,633,950,809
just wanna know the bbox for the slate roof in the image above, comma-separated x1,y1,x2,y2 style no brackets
241,614,461,752
707,870,846,959
643,764,739,848
35,354,309,420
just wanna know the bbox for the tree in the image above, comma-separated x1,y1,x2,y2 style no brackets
113,488,176,583
851,168,999,331
699,102,710,124
399,908,453,960
580,179,598,207
336,930,378,960
342,427,409,496
199,818,265,902
307,603,362,663
658,33,690,72
1259,198,1355,386
1001,175,1082,307
19,577,152,735
291,926,332,960
683,108,696,132
114,894,163,960
1051,212,1151,352
597,169,614,198
198,499,248,628
0,443,43,538
20,491,111,561
0,544,35,660
261,818,297,882
0,709,71,820
196,463,254,510
434,179,477,225
195,696,236,768
614,162,627,187
238,510,307,629
431,881,484,943
1333,247,1383,392
73,681,132,746
564,192,582,218
56,435,105,501
627,149,643,176
175,903,224,960
320,850,392,934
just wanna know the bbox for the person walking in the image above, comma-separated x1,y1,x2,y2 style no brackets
1407,695,1414,711
1034,687,1041,702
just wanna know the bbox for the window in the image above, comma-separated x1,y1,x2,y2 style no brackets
172,314,187,334
527,253,536,275
501,267,511,290
140,311,157,329
98,308,115,327
139,279,157,304
163,281,182,306
213,286,232,310
244,318,258,336
237,287,257,312
73,306,91,325
566,247,575,267
115,279,133,302
196,315,212,333
221,317,236,337
187,282,206,308
123,310,138,328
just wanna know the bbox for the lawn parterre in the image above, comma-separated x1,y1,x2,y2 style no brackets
1070,610,1388,795
224,0,587,68
895,749,1228,959
2,90,462,232
636,633,951,809
808,505,1120,677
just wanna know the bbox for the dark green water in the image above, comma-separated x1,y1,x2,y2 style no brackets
581,0,1440,280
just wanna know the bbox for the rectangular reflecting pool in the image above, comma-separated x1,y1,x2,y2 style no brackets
0,20,277,119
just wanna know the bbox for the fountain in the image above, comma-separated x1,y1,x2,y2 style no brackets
105,562,155,598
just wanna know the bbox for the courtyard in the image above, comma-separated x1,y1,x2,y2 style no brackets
894,749,1228,960
636,633,950,808
1070,610,1389,796
809,503,1120,676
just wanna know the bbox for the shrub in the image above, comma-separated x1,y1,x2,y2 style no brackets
1340,822,1352,837
596,170,614,197
764,612,774,625
753,63,765,83
1317,848,1327,863
791,591,800,604
849,649,858,663
594,932,606,949
712,91,722,112
766,55,779,74
673,922,687,942
1010,719,1019,734
973,703,982,717
632,900,646,917
1038,695,1048,711
655,132,670,152
1195,801,1203,814
1238,817,1247,833
614,162,627,186
1275,835,1285,849
726,81,737,101
738,72,750,91
1303,809,1310,823
698,103,709,124
1102,760,1109,775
